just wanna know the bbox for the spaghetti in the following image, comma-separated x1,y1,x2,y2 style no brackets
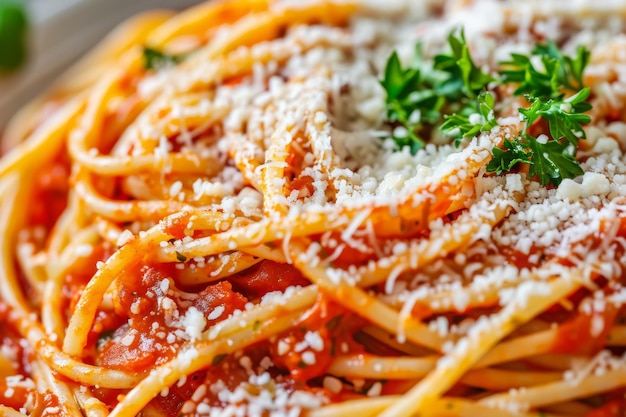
1,0,626,416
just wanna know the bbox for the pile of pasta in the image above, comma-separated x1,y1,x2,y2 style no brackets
3,0,626,415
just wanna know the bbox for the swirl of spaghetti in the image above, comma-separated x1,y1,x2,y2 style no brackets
2,1,626,416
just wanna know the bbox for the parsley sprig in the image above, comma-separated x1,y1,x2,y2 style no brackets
380,29,493,154
499,41,589,98
440,91,497,145
380,30,592,186
487,44,592,185
487,90,590,185
433,29,494,98
379,50,433,154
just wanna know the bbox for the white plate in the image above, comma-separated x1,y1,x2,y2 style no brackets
0,0,201,129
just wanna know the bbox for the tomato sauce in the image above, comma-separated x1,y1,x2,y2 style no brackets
95,259,311,371
151,371,207,415
585,400,626,417
98,264,246,372
28,157,70,232
270,293,364,381
316,231,377,269
85,256,364,413
0,381,31,410
549,307,617,356
38,391,61,416
228,260,310,300
160,211,194,239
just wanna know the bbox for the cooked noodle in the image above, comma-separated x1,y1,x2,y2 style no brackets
1,0,626,416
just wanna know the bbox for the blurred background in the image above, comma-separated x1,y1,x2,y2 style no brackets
0,0,200,129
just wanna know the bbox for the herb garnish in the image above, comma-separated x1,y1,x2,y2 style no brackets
380,29,592,186
487,43,591,185
499,41,589,98
0,0,28,71
212,353,228,366
96,330,115,349
143,47,187,70
380,29,493,154
379,49,431,154
440,91,497,145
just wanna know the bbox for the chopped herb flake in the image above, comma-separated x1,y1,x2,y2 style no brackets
212,353,228,366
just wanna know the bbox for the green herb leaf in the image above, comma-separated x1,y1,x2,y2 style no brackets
175,251,187,262
533,41,589,92
530,88,592,146
486,137,532,175
381,51,418,101
487,88,590,186
380,27,592,187
528,137,583,186
96,330,115,349
325,315,343,332
499,40,590,99
212,353,228,366
437,28,494,97
380,28,493,154
0,0,28,71
379,51,427,152
143,47,186,70
440,92,498,143
488,42,592,185
488,134,583,186
499,53,558,99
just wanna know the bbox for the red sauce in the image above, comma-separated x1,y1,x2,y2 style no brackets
549,307,617,356
39,391,61,416
136,261,314,413
64,243,112,313
92,258,360,411
288,176,315,199
229,260,310,300
408,302,433,320
195,349,268,407
317,232,377,269
28,157,70,231
222,74,247,87
98,264,247,372
270,293,363,381
177,343,326,411
0,380,31,410
160,211,194,238
193,281,248,327
151,371,207,415
499,248,539,270
584,400,626,417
